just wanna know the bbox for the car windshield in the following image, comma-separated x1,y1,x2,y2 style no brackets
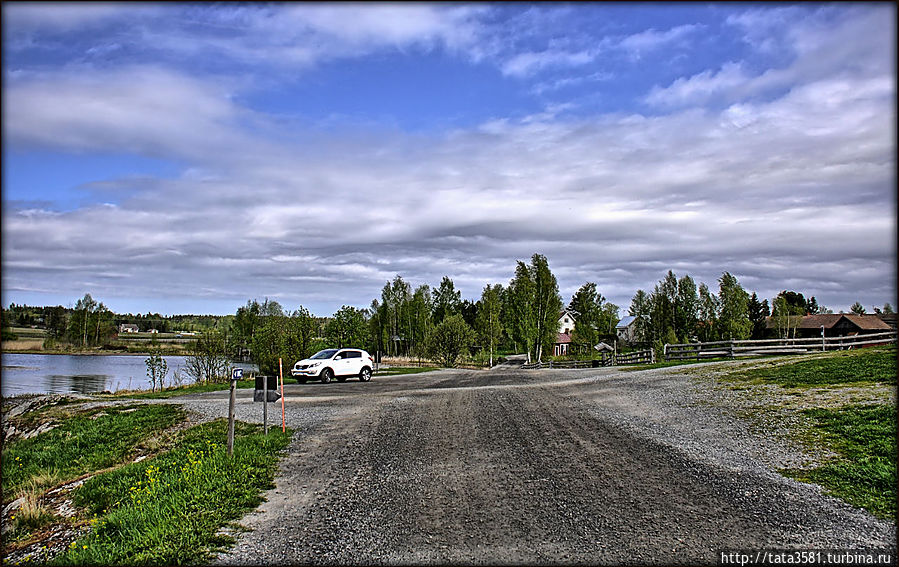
310,349,339,360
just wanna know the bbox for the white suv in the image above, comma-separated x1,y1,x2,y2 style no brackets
291,348,374,384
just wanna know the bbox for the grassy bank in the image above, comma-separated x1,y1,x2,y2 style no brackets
1,404,184,498
724,346,896,387
783,404,896,520
56,420,290,565
1,401,291,564
715,346,897,520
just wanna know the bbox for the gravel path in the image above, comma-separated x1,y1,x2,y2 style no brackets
180,364,896,565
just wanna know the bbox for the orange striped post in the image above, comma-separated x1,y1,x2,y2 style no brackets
279,358,286,432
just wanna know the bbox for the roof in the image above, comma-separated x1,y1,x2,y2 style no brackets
559,309,577,320
555,332,572,344
766,314,892,331
616,315,636,329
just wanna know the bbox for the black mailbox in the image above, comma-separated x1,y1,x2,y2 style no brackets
253,375,281,402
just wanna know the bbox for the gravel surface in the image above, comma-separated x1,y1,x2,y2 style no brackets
175,364,897,566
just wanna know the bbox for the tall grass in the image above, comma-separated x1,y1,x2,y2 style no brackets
1,404,184,499
53,421,291,565
725,346,896,387
784,404,896,520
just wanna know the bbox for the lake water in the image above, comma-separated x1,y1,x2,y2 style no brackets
1,353,258,397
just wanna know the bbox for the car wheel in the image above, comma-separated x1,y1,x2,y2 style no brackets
336,375,347,383
296,377,307,384
320,368,333,384
359,367,372,382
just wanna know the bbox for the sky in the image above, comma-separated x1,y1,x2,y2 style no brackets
2,2,896,317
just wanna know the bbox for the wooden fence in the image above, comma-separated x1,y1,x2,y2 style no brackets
664,331,897,362
522,349,654,370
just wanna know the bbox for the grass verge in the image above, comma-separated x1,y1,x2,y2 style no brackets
52,420,291,565
1,404,185,499
375,366,439,376
782,404,896,520
107,379,257,399
723,346,896,388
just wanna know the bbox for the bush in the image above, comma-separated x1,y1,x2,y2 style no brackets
426,315,475,368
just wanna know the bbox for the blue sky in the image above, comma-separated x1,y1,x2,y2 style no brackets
2,2,896,316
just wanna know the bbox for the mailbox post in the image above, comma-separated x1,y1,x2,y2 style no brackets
254,375,280,435
227,367,242,456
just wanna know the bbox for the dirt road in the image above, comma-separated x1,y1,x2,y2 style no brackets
209,365,895,565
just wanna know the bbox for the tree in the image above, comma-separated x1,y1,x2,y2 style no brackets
628,289,652,346
507,261,536,362
747,292,770,339
145,341,168,392
476,284,504,367
381,276,412,356
432,276,462,324
717,272,751,340
675,275,699,342
697,283,719,342
185,329,230,384
850,301,867,315
569,282,602,349
72,293,98,347
252,307,318,376
426,314,474,368
772,291,806,339
883,303,895,314
409,285,433,359
530,254,563,363
325,306,369,348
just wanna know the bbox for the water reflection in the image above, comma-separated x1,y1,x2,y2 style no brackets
46,374,112,395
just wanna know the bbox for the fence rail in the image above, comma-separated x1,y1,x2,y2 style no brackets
664,331,897,361
522,349,654,370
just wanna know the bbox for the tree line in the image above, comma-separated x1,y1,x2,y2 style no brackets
627,270,894,353
4,257,894,371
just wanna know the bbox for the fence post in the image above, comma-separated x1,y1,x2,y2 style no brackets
728,340,735,359
663,343,669,362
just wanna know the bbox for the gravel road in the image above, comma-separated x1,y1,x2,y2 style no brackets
164,364,895,565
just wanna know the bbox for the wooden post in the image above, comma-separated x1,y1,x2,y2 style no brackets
263,372,268,435
227,371,236,457
279,358,286,433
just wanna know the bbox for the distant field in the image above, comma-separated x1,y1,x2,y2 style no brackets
9,327,47,339
1,339,45,351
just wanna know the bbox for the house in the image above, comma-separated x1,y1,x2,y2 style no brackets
765,313,892,338
554,332,572,356
878,313,897,330
119,324,139,334
558,309,576,334
616,315,637,344
553,310,577,356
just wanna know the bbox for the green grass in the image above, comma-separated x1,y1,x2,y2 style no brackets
782,404,896,520
724,346,896,388
617,357,736,371
1,404,185,499
53,420,291,565
374,366,439,376
109,379,257,399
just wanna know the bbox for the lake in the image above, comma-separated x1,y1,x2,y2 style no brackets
1,353,258,397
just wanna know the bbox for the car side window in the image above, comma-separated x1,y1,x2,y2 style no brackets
345,351,361,358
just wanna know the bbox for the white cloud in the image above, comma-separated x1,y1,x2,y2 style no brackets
501,49,594,78
3,62,894,314
618,24,703,57
648,6,895,109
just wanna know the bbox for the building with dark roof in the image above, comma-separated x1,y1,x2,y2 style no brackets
766,313,892,338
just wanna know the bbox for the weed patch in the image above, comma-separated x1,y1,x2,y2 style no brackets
724,347,896,388
782,404,896,520
53,420,291,565
1,404,184,499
